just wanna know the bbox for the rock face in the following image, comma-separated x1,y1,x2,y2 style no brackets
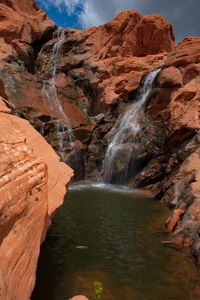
32,17,200,261
130,37,200,256
0,98,73,299
0,0,55,61
0,2,73,298
3,9,173,177
0,0,200,296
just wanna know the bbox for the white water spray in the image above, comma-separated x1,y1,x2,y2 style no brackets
41,29,77,163
103,69,161,184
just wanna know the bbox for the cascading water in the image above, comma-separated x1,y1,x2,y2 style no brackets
103,68,161,184
39,29,78,165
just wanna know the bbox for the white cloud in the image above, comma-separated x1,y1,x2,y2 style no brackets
63,0,83,14
79,0,119,28
37,0,200,41
37,0,83,14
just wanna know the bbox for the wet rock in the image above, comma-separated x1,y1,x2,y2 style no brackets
165,207,186,232
75,246,88,249
0,5,176,180
74,126,93,144
0,0,200,276
70,296,89,300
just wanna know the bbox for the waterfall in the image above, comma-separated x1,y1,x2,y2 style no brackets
40,28,78,165
103,69,161,184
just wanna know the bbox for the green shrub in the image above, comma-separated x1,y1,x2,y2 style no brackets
94,281,103,300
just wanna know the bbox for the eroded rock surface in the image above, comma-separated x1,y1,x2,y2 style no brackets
15,9,173,177
0,98,73,300
28,11,200,262
0,0,55,62
129,38,200,256
0,0,200,293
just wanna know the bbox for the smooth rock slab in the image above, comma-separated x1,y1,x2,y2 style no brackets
0,101,73,300
70,296,89,300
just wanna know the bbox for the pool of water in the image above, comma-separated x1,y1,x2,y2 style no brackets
32,182,199,300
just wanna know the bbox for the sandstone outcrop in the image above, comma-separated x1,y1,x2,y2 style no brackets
0,0,55,62
0,98,73,299
5,9,173,177
129,37,200,257
0,0,200,296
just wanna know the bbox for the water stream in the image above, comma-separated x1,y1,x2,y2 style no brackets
32,42,199,300
39,29,78,164
32,183,199,300
103,69,160,184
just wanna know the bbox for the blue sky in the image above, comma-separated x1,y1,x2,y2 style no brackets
36,0,200,42
36,1,82,28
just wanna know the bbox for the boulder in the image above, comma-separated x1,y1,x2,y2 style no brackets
0,0,55,61
134,14,175,56
157,67,183,87
85,11,174,59
70,297,89,300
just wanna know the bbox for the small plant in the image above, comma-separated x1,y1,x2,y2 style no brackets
94,281,103,300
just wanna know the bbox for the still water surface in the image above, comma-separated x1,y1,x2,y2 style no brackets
32,183,199,300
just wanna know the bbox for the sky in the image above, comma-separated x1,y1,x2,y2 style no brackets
36,0,200,42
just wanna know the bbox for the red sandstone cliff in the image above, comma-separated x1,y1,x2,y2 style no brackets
34,12,200,261
0,0,55,60
0,1,73,299
0,98,73,300
1,9,174,176
0,0,200,298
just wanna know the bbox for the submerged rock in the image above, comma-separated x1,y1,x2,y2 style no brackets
70,296,89,300
75,246,88,249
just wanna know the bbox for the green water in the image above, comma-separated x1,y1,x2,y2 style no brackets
32,183,199,300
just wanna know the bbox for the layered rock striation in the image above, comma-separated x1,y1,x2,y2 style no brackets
131,37,200,255
32,14,200,261
0,1,73,299
0,0,200,297
0,98,73,299
3,9,174,176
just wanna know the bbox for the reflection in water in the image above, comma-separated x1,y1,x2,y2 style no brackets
32,183,199,300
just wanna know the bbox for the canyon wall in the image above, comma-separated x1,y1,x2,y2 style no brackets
0,98,73,300
0,1,73,299
28,10,199,260
3,9,175,177
0,0,200,298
